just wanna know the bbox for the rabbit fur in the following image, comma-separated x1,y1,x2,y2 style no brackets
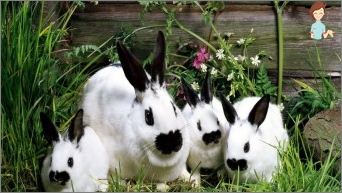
80,31,193,188
220,94,289,183
40,109,109,192
181,71,229,185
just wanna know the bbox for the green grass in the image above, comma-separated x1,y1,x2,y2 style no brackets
1,1,340,192
285,45,341,135
107,120,341,192
102,125,341,192
1,1,91,191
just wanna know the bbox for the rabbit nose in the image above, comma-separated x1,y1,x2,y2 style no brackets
202,130,221,145
49,171,70,185
227,158,248,171
155,129,183,154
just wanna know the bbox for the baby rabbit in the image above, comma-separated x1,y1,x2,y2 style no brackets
181,71,228,185
220,94,289,183
80,31,193,189
40,109,109,192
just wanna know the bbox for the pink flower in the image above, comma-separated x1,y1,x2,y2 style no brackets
193,46,209,69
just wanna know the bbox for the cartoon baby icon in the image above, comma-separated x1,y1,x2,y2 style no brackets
310,0,334,40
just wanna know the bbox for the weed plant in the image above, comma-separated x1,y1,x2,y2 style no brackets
285,46,341,134
140,1,271,101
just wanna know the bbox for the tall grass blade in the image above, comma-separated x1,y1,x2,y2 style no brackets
1,2,83,191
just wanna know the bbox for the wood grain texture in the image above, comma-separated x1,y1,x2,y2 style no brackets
68,2,341,95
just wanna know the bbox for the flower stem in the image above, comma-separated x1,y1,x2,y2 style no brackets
173,19,217,53
123,25,166,43
275,1,288,104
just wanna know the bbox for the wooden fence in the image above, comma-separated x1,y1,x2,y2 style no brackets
66,1,341,96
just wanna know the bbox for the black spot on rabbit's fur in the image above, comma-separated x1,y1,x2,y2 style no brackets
227,158,247,171
68,109,85,144
155,130,183,154
199,167,215,175
171,102,177,116
40,112,60,144
202,130,221,145
110,62,122,67
49,171,70,185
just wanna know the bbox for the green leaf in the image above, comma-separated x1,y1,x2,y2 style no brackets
255,64,278,96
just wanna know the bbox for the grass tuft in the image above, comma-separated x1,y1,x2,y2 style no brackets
1,1,88,191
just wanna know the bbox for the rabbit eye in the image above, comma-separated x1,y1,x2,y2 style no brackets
197,121,202,131
68,157,73,168
217,118,220,126
145,107,154,126
244,142,250,153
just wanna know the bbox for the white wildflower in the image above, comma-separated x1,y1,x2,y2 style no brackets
209,55,214,61
250,55,261,66
237,38,245,46
191,82,199,91
200,63,207,72
250,28,254,33
227,72,234,81
278,103,284,111
216,49,225,60
211,68,217,75
234,55,246,63
224,32,234,38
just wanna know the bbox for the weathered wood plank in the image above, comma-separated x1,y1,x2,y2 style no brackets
68,2,341,96
267,69,341,96
75,1,342,7
70,2,340,71
226,1,341,6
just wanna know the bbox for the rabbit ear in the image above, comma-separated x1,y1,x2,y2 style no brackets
200,70,213,104
181,77,200,108
151,31,166,87
117,41,149,93
68,109,85,143
40,112,60,144
248,94,270,128
220,93,238,125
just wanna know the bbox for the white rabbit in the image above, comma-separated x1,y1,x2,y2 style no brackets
181,71,229,185
220,94,289,183
40,109,109,192
80,31,193,189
